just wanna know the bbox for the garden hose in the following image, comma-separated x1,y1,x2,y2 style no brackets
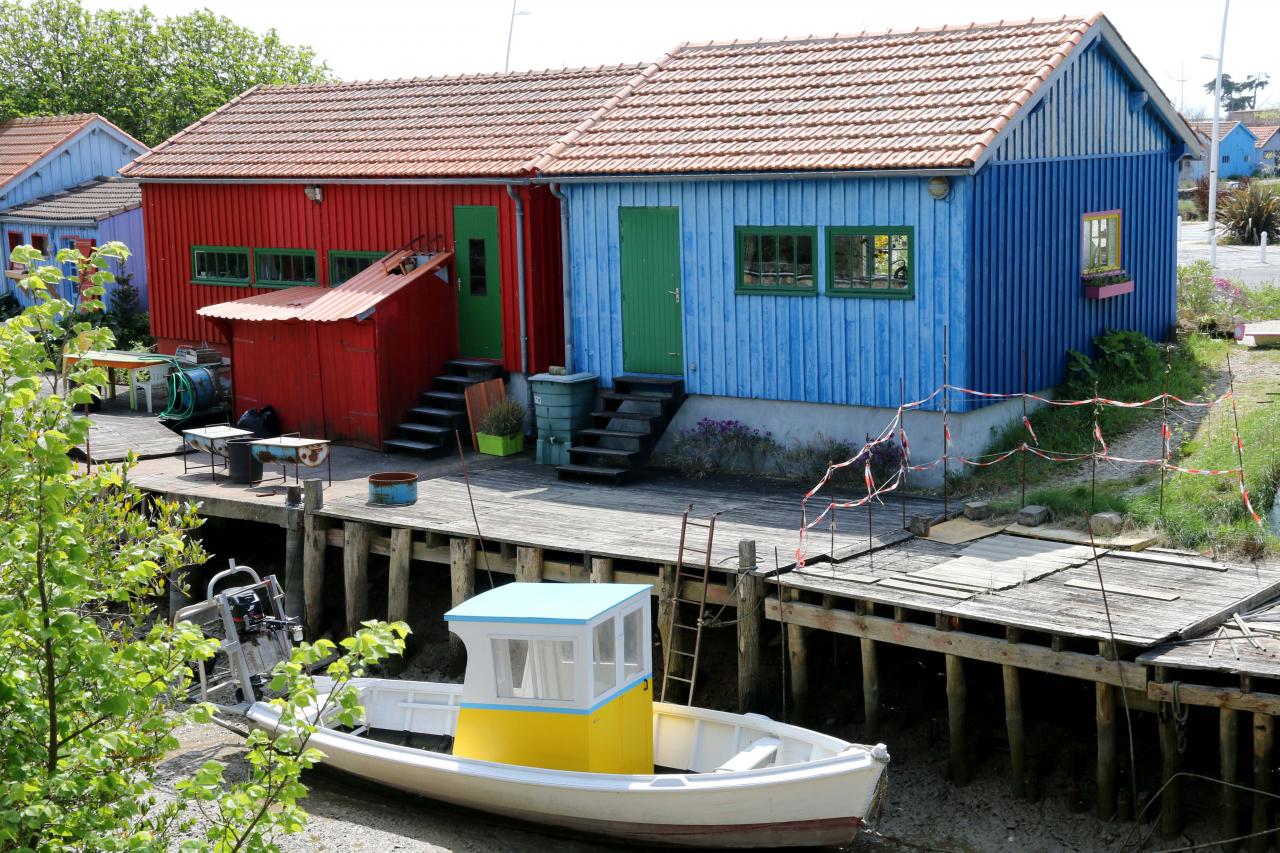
159,358,198,422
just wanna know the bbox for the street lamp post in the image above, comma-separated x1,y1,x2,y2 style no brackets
504,1,531,72
1206,0,1230,268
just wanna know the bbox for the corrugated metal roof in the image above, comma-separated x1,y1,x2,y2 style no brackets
198,250,451,322
0,179,141,224
120,65,644,180
0,114,145,190
537,16,1103,175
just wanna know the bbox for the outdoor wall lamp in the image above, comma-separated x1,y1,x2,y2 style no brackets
927,176,951,200
304,185,323,203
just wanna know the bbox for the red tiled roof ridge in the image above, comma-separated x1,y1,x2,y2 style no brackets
0,112,96,127
252,62,648,93
677,13,1097,51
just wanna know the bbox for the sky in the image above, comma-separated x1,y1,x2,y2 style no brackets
81,0,1276,116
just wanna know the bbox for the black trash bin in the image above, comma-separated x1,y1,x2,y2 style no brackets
226,439,263,484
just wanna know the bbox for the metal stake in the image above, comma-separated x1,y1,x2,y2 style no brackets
1159,348,1171,515
942,324,950,518
1020,351,1027,508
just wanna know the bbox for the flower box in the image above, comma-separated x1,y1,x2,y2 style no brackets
1082,271,1134,300
477,432,524,457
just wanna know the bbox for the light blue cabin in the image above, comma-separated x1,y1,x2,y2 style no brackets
538,15,1201,481
1188,121,1258,181
0,114,146,211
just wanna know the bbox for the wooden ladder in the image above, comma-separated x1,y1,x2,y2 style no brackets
660,505,721,706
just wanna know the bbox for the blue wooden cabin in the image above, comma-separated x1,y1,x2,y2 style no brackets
1188,121,1258,181
537,15,1201,481
1,179,147,311
0,114,146,211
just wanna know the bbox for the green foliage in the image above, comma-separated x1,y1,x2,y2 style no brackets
1178,261,1280,330
1203,72,1270,112
0,0,331,146
102,274,152,350
1219,182,1280,245
0,242,409,850
477,399,524,437
1178,198,1201,221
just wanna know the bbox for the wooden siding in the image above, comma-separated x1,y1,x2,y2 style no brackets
968,151,1179,396
988,40,1174,163
96,207,148,310
143,182,562,374
0,210,146,312
0,126,144,209
562,177,971,411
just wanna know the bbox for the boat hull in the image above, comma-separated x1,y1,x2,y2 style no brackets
246,682,887,849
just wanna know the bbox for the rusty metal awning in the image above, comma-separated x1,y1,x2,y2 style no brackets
198,249,451,323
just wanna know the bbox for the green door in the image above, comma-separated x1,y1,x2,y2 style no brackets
454,205,503,360
620,207,683,375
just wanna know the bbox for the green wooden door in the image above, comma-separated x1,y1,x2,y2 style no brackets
620,207,683,375
454,205,503,360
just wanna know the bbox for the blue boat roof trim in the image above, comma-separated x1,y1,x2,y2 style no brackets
445,582,650,624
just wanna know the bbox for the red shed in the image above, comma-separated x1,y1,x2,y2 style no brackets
118,64,642,453
198,248,453,449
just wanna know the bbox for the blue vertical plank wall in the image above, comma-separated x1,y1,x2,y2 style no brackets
96,207,148,310
0,221,89,306
0,127,143,210
0,209,145,311
968,38,1181,398
564,177,971,412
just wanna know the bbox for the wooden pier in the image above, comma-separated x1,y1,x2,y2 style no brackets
133,449,1280,839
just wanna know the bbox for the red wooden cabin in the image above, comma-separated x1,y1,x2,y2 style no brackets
119,66,640,453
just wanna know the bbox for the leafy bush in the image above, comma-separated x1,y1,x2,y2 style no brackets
1178,261,1280,329
1178,198,1202,221
783,433,902,489
478,398,524,436
669,418,779,478
1220,182,1280,245
1193,174,1245,218
102,274,154,349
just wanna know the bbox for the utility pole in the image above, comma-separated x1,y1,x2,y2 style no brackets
1207,0,1231,268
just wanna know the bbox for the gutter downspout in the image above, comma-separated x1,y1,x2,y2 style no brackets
505,184,528,376
549,182,571,372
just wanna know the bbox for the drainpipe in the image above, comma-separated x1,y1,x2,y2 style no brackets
548,182,572,372
505,184,529,376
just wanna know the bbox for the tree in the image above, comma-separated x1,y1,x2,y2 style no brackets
1204,72,1271,112
0,243,407,851
0,1,331,146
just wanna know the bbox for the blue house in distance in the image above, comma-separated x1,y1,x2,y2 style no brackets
536,14,1200,483
1188,120,1258,181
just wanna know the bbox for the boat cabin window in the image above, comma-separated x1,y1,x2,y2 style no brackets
592,617,616,698
493,638,575,701
623,607,643,680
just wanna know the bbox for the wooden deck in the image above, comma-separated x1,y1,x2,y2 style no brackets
73,402,187,464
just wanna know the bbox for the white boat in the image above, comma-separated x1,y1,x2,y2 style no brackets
246,677,889,848
180,567,889,849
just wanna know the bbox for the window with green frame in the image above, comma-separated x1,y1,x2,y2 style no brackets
191,246,251,285
735,226,817,294
825,227,914,298
255,248,318,287
329,250,387,286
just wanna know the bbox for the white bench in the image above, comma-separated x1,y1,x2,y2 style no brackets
714,736,781,773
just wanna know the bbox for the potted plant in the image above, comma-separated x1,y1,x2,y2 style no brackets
476,399,526,457
1082,265,1134,299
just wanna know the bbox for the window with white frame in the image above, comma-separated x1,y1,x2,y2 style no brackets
492,637,576,701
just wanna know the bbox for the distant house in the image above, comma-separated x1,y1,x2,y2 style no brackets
537,15,1201,482
1253,126,1280,176
0,114,146,210
1188,120,1258,180
120,66,640,454
0,179,146,310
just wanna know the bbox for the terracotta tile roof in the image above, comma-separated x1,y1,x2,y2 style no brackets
1252,125,1280,149
0,179,141,224
537,16,1102,175
121,65,645,180
0,114,97,189
199,250,451,322
1190,120,1254,143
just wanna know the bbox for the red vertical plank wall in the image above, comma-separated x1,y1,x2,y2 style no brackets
142,181,564,375
228,322,325,437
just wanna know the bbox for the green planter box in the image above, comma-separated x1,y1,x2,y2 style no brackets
477,432,524,457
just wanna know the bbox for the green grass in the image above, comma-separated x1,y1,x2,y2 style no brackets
956,333,1229,495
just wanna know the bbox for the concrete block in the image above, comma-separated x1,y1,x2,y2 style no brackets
908,515,932,537
963,500,992,521
1089,511,1124,536
1017,504,1050,527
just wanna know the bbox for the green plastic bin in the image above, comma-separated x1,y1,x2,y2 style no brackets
529,372,598,464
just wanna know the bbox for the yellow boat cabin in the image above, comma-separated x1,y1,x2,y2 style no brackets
444,582,654,773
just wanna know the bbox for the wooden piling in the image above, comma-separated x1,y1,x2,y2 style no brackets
342,521,370,637
1252,712,1274,853
516,546,544,583
449,537,476,660
657,563,677,667
1222,707,1241,852
1096,639,1118,821
940,614,969,786
858,600,880,740
283,486,304,620
387,527,412,626
1004,627,1026,800
301,479,327,639
736,540,761,713
1156,667,1181,838
786,588,808,719
590,556,614,584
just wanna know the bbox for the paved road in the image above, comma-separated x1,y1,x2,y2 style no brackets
1178,220,1280,288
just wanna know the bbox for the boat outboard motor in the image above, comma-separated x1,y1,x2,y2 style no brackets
229,590,266,636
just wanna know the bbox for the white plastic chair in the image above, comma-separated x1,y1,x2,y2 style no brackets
130,362,171,414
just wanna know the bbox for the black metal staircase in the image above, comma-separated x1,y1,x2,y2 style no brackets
384,358,504,458
556,375,685,483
